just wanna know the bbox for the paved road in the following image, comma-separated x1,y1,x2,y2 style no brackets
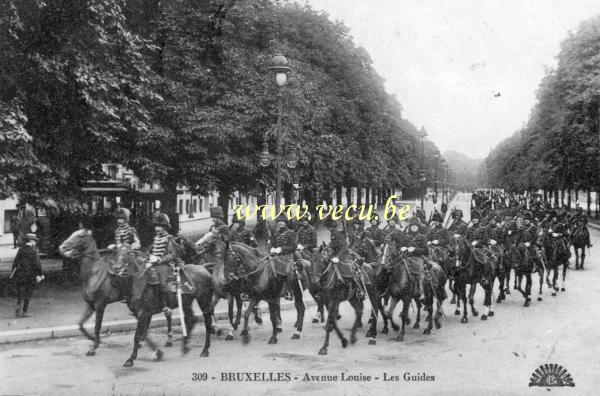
2,193,599,395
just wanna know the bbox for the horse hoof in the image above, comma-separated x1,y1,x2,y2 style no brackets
357,322,363,329
551,292,556,297
524,301,530,307
276,327,282,334
318,348,328,355
312,318,319,323
423,329,431,335
165,341,173,348
86,350,96,357
291,333,300,340
537,297,542,302
381,327,389,335
488,311,494,317
454,309,461,316
496,297,503,304
241,334,250,345
561,288,565,292
472,310,479,317
481,315,487,321
413,323,420,330
268,337,277,345
225,335,234,341
182,345,190,355
434,320,441,329
350,335,357,345
152,349,163,361
396,335,404,342
123,359,134,367
391,323,400,332
200,349,209,357
505,290,511,295
368,339,376,345
255,317,263,325
461,317,468,324
341,338,349,348
232,324,239,331
365,330,373,338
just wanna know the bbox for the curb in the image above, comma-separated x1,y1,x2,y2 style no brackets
0,299,316,344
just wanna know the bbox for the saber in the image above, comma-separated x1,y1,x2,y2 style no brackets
175,267,187,337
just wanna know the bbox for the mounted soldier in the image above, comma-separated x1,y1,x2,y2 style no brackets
426,211,452,271
364,216,385,248
466,209,488,248
109,208,141,250
572,206,591,248
296,215,317,261
145,212,182,315
268,215,297,300
399,217,429,301
327,219,365,298
230,217,257,248
448,209,468,238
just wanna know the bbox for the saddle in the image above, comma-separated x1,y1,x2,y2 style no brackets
143,263,196,295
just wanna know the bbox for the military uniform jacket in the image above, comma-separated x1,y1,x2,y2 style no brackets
365,225,385,247
328,228,353,265
114,224,140,246
466,224,488,245
297,224,317,250
12,244,42,284
485,224,504,245
426,226,452,248
448,219,468,237
394,232,428,256
231,227,257,247
548,220,566,234
518,224,538,246
149,233,181,266
270,228,297,255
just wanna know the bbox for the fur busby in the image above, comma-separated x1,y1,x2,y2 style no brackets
452,209,463,219
115,208,130,222
209,206,224,219
153,212,171,228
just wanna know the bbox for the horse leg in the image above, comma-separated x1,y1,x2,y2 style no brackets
434,298,443,330
449,278,456,304
580,246,586,270
537,265,544,302
318,301,335,355
227,294,234,328
366,292,380,343
181,296,196,355
574,248,580,269
561,262,567,292
123,313,156,367
423,294,434,335
349,297,363,344
481,285,491,321
164,310,173,347
267,300,279,344
79,302,96,349
469,283,478,317
291,284,305,339
505,267,511,294
523,273,532,306
413,299,421,329
397,299,410,342
240,298,258,345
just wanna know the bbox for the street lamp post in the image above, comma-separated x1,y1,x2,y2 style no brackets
418,127,428,210
259,54,294,211
433,150,439,204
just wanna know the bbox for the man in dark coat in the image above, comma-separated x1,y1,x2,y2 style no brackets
230,217,257,248
11,233,44,317
11,215,19,248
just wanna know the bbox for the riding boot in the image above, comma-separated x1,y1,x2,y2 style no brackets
353,279,365,299
153,284,171,315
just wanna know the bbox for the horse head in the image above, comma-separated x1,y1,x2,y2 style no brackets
171,235,203,264
59,229,97,260
109,243,145,275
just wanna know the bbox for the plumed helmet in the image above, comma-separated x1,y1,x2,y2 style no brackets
210,206,224,219
115,208,130,222
452,209,463,219
152,212,171,228
471,209,482,220
408,217,421,226
430,211,443,223
523,212,533,221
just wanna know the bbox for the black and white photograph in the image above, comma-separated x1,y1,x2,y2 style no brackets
0,0,599,395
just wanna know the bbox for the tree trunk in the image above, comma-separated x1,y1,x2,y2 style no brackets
217,187,231,225
356,186,362,206
543,190,548,203
554,190,559,207
345,186,352,207
336,184,343,207
587,189,592,216
283,183,293,206
575,189,579,207
162,179,179,235
567,189,572,209
365,188,371,208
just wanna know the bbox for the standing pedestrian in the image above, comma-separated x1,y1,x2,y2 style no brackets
11,233,44,317
10,215,19,248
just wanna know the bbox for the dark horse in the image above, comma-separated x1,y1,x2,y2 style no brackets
309,248,382,354
351,234,398,337
571,222,589,270
58,230,173,355
60,230,215,367
453,237,497,322
383,247,446,340
514,231,546,307
539,228,570,295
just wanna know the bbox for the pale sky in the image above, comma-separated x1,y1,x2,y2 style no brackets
303,0,600,158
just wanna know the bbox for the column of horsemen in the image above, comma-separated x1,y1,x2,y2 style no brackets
58,190,593,360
